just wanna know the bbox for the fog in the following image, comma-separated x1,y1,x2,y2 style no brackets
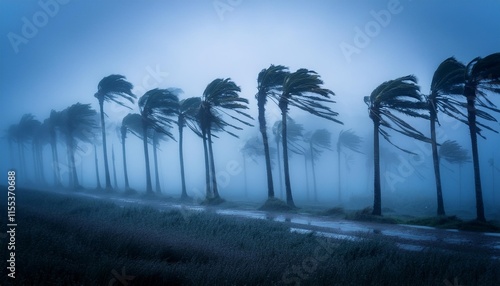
1,0,499,219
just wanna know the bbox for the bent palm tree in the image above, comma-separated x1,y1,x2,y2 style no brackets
272,118,304,199
46,110,63,187
426,57,467,216
439,140,470,207
120,113,143,191
336,129,363,202
240,136,277,196
199,78,253,200
150,129,168,194
16,114,42,183
462,53,500,222
94,74,135,190
305,129,332,202
138,88,179,194
277,69,342,207
177,97,202,199
256,65,290,199
60,103,98,189
364,75,429,216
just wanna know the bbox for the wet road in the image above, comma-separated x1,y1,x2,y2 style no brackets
59,190,500,260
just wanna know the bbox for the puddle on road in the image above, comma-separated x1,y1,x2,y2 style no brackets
442,238,470,244
381,230,436,242
216,209,267,220
396,243,424,252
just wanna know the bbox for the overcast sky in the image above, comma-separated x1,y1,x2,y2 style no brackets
2,0,499,125
1,1,499,198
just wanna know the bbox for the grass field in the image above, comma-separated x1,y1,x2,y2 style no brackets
1,188,499,285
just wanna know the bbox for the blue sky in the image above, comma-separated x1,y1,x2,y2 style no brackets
1,1,499,202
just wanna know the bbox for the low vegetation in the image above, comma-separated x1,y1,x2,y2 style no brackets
2,188,499,285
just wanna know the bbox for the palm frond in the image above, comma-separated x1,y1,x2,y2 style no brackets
439,140,470,164
95,74,136,108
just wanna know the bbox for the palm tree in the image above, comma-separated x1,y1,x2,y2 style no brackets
111,144,118,189
45,110,63,187
120,113,143,192
150,129,168,194
198,78,253,201
33,119,50,185
256,65,290,199
94,74,135,190
60,103,98,189
462,53,500,222
364,75,429,216
336,129,363,203
15,114,41,183
138,88,179,194
439,140,470,207
177,97,202,199
240,136,277,197
272,118,304,199
425,57,467,216
305,129,332,202
277,69,342,207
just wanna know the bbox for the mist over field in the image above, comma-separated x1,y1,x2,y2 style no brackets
1,0,499,284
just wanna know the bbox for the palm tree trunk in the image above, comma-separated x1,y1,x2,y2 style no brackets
94,144,102,189
372,118,382,216
112,145,118,189
18,142,26,179
178,126,188,199
466,93,486,222
281,112,295,208
310,142,317,202
67,136,80,189
202,130,212,199
459,164,462,208
38,144,46,185
304,156,310,201
258,99,275,198
142,123,153,194
99,102,112,190
276,140,283,199
430,110,445,216
337,148,342,203
152,136,161,194
207,129,220,199
243,155,248,197
121,135,130,190
50,132,62,187
32,144,39,183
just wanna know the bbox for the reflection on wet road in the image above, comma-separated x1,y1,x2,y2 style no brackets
68,190,500,260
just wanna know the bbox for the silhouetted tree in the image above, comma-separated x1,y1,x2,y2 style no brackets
426,57,467,216
45,110,63,187
462,53,500,222
120,113,143,192
240,136,277,197
439,140,470,207
256,65,290,199
177,97,201,199
60,103,98,189
364,75,429,216
198,78,253,201
305,129,332,202
272,118,304,199
138,88,179,194
336,129,363,202
277,69,342,207
94,74,135,190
